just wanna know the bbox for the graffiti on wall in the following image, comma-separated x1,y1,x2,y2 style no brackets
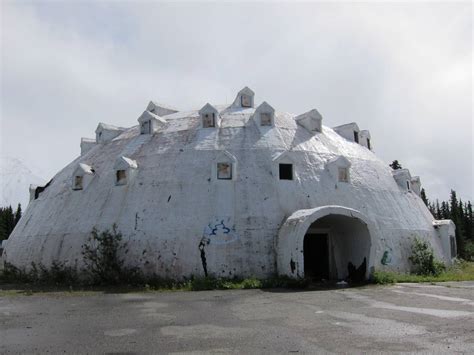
381,247,393,265
202,218,239,245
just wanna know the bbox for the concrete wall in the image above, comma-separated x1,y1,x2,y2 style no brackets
4,103,453,279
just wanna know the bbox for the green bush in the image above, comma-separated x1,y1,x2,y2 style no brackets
372,271,396,284
0,261,79,285
463,241,474,262
409,237,445,276
81,225,141,285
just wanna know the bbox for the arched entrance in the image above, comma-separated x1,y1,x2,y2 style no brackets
277,206,375,280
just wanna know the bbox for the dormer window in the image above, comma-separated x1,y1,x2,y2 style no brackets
95,123,125,144
354,131,359,143
254,102,275,127
199,103,219,128
231,87,255,109
72,163,94,191
326,156,351,184
241,95,252,108
73,176,83,190
203,113,215,128
279,164,293,180
114,156,138,186
138,110,166,135
116,170,127,185
295,109,323,133
338,167,349,183
217,162,232,180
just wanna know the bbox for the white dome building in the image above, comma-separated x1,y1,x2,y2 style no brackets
3,87,456,280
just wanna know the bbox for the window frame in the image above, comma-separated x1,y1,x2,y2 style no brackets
217,162,233,180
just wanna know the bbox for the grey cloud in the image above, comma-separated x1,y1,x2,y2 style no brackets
1,1,472,201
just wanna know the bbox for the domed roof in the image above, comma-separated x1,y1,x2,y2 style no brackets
3,87,454,280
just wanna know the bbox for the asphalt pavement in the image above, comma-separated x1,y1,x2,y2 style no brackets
1,282,473,354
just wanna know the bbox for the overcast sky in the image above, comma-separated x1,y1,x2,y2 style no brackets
1,1,472,201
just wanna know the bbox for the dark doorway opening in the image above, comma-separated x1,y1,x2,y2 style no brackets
303,233,329,280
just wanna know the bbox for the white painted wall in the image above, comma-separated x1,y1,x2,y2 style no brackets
4,99,453,279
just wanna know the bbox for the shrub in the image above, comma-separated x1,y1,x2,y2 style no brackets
409,237,445,276
81,225,140,285
372,271,396,284
463,241,474,262
0,261,79,285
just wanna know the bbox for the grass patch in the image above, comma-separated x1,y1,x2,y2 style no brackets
373,260,474,284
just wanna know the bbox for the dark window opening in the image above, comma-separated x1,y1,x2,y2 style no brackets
304,234,329,280
367,138,371,150
279,164,293,180
116,170,127,185
354,131,359,143
141,120,151,134
406,181,410,190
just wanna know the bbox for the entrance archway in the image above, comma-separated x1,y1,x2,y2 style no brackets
277,206,375,280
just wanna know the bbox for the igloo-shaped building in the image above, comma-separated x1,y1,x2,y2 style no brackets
3,87,456,280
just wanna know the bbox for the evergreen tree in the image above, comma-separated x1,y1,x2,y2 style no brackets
421,189,473,260
420,188,429,206
0,206,15,241
450,190,466,257
389,160,402,170
435,200,441,220
14,203,22,224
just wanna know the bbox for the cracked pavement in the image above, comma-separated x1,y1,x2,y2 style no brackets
1,282,473,353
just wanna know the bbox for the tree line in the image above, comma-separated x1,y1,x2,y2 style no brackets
0,204,22,242
421,189,473,260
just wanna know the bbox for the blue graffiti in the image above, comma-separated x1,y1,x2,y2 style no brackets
203,218,239,245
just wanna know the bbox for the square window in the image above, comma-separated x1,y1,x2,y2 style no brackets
241,95,251,107
202,113,215,128
217,162,232,180
116,170,127,185
338,167,349,183
354,131,359,143
74,175,83,190
279,164,293,180
260,112,272,126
